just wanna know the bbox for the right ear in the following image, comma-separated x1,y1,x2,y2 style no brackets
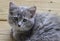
9,2,17,15
9,2,17,11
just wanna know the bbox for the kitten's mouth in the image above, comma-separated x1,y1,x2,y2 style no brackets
18,26,32,31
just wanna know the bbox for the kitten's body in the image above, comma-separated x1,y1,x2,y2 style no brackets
27,13,60,41
8,2,60,41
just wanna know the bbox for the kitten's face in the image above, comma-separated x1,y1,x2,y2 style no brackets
8,2,36,31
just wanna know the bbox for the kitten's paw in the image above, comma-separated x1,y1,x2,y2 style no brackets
10,29,13,38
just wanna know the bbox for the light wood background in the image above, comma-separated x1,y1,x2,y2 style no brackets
0,0,60,41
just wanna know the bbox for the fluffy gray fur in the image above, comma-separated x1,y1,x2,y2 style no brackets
8,2,60,41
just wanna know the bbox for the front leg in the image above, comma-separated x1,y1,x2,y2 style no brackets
10,28,20,41
10,28,16,41
13,31,22,41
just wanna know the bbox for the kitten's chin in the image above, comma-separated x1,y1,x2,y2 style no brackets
18,27,32,31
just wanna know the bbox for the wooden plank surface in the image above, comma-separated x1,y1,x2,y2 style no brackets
0,0,60,20
0,21,13,41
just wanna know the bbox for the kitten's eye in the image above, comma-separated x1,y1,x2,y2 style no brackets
14,17,18,21
23,19,27,22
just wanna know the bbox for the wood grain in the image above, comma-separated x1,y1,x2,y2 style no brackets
0,21,14,41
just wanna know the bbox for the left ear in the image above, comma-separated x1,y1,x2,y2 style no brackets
28,6,36,17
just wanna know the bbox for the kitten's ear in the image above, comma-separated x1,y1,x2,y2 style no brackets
28,6,36,17
9,2,17,11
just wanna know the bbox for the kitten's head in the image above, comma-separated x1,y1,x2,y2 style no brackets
8,2,36,31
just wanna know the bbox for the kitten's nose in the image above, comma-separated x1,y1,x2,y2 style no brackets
18,22,21,27
18,25,21,27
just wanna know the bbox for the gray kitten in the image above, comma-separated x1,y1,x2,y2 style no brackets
8,2,60,41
